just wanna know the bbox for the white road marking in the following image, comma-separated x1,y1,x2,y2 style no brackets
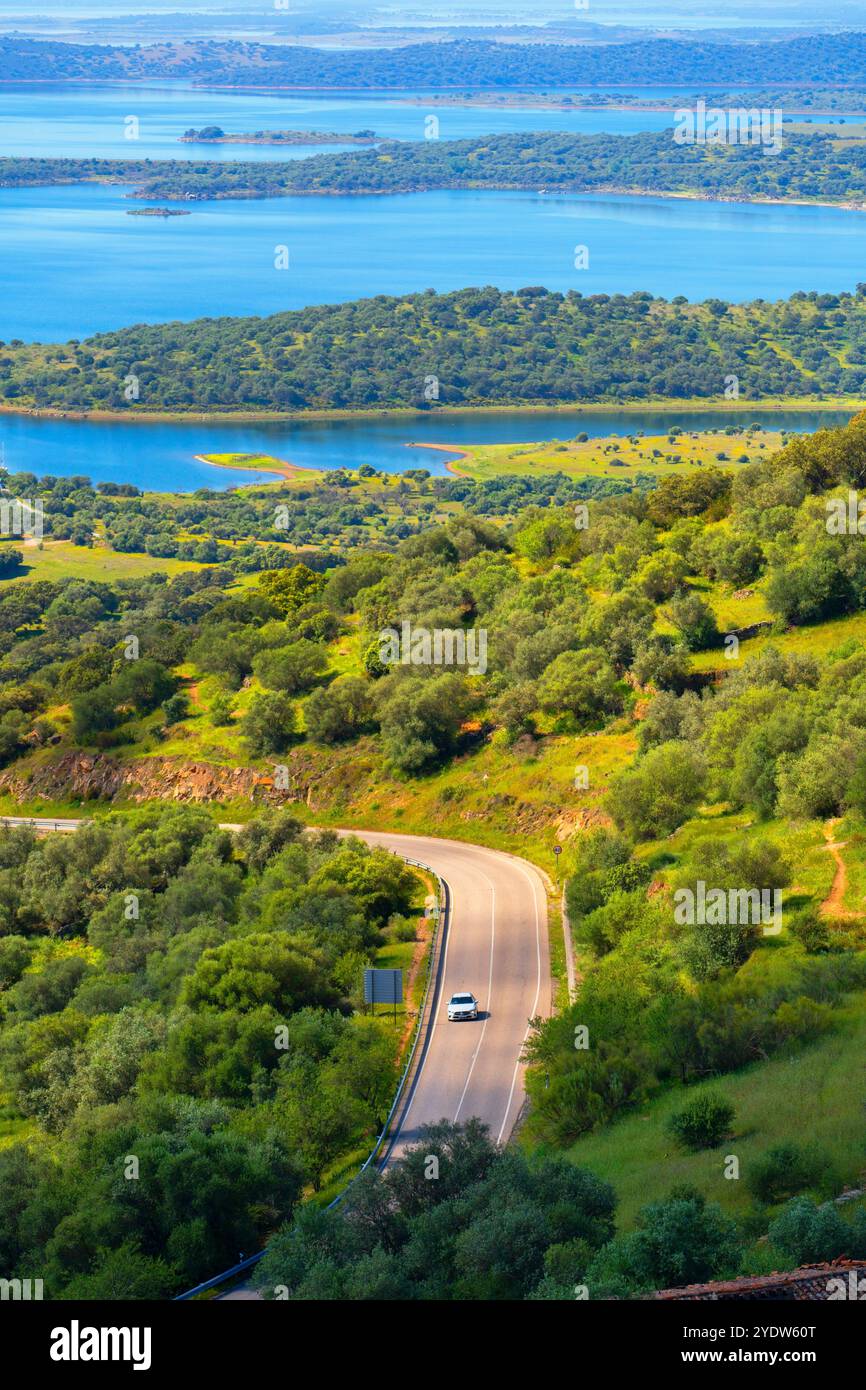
496,858,544,1145
453,865,496,1124
2,820,549,1155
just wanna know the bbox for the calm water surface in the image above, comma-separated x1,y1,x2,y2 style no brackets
0,408,853,491
2,184,866,341
0,82,859,490
0,81,853,162
0,82,680,162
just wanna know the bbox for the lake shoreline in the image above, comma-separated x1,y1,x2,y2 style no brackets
194,452,317,480
123,185,866,213
393,94,866,116
179,131,379,147
58,181,866,215
0,79,853,94
406,441,472,475
5,164,866,215
2,398,864,428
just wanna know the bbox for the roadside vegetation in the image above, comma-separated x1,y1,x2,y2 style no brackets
5,414,866,852
0,807,431,1297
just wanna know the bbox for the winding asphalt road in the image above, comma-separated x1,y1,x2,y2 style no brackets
350,829,551,1157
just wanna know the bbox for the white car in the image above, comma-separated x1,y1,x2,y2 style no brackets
447,991,479,1021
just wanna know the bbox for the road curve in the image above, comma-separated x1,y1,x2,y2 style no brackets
216,828,552,1300
346,829,551,1157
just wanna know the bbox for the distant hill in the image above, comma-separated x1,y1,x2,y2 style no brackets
1,33,865,88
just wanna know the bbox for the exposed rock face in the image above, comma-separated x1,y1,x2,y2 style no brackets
0,753,288,806
0,742,380,813
0,742,610,844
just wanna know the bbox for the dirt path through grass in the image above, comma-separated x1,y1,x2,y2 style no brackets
821,819,863,919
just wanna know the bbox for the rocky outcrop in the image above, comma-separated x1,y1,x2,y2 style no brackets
0,752,282,806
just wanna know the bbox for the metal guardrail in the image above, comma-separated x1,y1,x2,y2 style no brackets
0,818,78,835
174,856,449,1302
0,818,451,1301
371,860,449,1173
174,1251,265,1301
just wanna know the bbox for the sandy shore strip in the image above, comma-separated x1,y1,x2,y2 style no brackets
4,396,866,427
195,452,318,481
405,441,473,476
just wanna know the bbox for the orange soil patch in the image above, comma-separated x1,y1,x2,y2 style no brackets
821,819,865,920
396,909,433,1054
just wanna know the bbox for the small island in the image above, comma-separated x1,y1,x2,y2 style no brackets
127,207,191,218
180,126,378,146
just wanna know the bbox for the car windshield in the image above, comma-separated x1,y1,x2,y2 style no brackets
451,994,474,1004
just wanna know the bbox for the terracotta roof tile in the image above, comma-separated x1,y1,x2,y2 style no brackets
653,1259,866,1301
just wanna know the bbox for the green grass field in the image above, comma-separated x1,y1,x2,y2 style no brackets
561,996,866,1239
558,804,866,1255
4,539,202,585
690,609,866,672
452,427,787,482
199,453,323,486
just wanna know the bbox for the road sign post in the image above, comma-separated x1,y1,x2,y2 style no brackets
364,967,403,1025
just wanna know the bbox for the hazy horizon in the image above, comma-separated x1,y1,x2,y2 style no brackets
1,1,865,32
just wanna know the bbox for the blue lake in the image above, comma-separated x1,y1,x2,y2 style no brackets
0,81,861,491
0,82,853,163
3,184,866,342
0,82,680,162
0,407,854,491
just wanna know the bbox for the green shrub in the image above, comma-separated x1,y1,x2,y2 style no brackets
389,916,418,943
162,693,189,724
768,1198,863,1265
746,1143,825,1205
210,691,234,726
788,909,832,954
666,1091,735,1151
241,691,297,755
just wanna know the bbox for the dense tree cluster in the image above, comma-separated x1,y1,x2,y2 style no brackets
494,412,866,1201
0,554,351,760
4,411,866,1293
253,1117,749,1301
0,808,418,1296
7,415,866,786
5,285,866,414
254,1117,859,1299
526,819,863,1150
0,466,622,570
3,129,865,205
